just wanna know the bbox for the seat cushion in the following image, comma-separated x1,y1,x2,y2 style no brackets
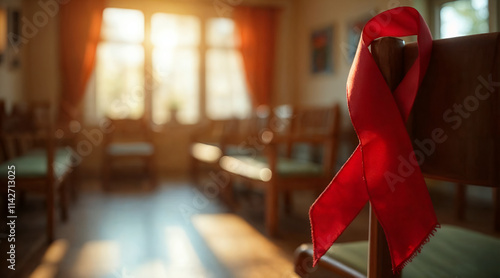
0,147,72,179
106,142,154,156
225,155,323,180
321,225,500,277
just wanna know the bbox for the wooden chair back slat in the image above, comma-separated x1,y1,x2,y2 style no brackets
106,117,152,143
404,33,500,187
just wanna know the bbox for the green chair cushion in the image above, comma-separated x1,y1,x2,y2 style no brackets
225,146,253,156
323,225,500,277
0,147,72,179
106,142,154,156
229,155,323,178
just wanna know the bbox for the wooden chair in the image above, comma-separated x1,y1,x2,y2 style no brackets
189,118,235,185
102,117,157,189
220,104,341,236
0,102,73,242
294,33,500,277
189,106,271,184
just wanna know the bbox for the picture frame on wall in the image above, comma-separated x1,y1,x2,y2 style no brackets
311,25,333,74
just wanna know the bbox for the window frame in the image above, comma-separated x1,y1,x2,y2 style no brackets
88,3,250,127
429,0,498,39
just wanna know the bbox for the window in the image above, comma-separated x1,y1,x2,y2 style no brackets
92,8,251,125
206,18,251,120
439,0,489,38
151,14,200,125
96,8,145,119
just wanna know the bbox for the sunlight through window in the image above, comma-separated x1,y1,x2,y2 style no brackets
101,8,144,43
93,8,250,125
97,8,145,119
440,0,489,38
152,14,200,125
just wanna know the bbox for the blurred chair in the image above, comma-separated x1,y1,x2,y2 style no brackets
189,118,236,185
221,104,341,236
0,101,73,242
295,33,500,278
102,117,156,189
189,106,270,180
190,106,271,206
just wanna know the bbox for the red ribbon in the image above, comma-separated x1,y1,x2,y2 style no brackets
310,7,439,273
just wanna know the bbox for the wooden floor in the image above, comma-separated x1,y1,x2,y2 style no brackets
1,175,498,278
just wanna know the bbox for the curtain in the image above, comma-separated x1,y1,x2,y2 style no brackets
233,6,279,108
59,0,104,123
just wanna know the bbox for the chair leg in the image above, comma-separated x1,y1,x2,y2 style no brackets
284,190,292,215
190,157,200,186
220,174,236,209
368,206,400,278
70,168,79,201
47,181,55,243
18,191,26,207
59,179,69,222
494,187,500,232
455,183,467,221
102,158,110,191
150,156,158,188
266,182,279,237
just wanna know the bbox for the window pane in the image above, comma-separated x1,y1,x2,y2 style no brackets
440,0,489,39
96,43,144,119
101,8,144,43
206,18,238,47
206,49,251,119
153,48,199,124
151,13,200,47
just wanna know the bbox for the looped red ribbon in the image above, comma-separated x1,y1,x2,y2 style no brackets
310,7,439,273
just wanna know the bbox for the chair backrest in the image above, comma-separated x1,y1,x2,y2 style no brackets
291,106,338,136
407,33,499,186
1,102,34,158
105,117,152,144
288,105,341,173
367,33,500,278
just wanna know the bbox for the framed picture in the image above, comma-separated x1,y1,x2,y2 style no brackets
311,25,333,74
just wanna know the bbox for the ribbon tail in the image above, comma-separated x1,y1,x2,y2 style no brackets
393,223,440,273
309,145,369,265
362,134,440,272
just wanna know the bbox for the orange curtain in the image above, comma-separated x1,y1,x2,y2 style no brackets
233,6,279,108
59,0,104,123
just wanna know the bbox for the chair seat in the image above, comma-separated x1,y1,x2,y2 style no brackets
106,142,154,156
191,142,255,159
224,155,323,180
191,142,223,163
0,147,72,179
314,225,500,277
